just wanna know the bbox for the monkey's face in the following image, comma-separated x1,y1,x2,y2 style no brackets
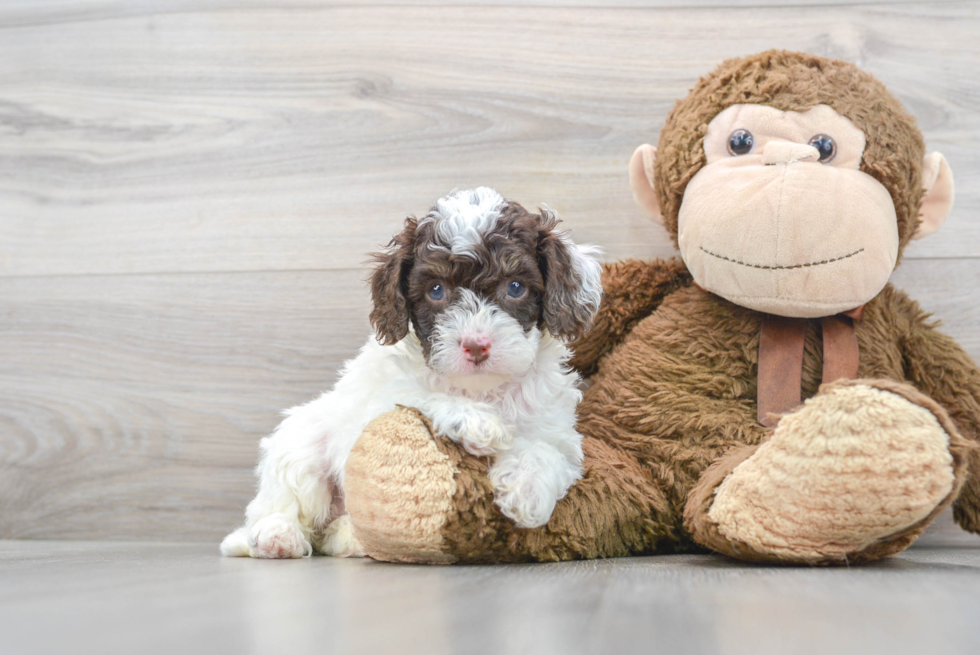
630,52,955,320
677,104,898,318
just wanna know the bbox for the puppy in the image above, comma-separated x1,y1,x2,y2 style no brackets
221,187,602,558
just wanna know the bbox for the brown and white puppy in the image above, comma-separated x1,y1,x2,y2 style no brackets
221,188,602,559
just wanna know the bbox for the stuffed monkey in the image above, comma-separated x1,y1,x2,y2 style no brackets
342,50,980,565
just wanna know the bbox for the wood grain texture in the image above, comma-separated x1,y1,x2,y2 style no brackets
0,0,948,30
0,269,373,539
1,541,979,655
0,1,978,278
0,1,979,544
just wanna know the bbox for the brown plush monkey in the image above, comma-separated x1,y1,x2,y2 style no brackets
342,50,980,565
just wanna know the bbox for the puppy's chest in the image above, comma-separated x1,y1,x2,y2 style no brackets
445,377,569,426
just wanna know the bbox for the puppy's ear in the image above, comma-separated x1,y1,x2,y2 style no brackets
369,217,417,345
536,208,603,341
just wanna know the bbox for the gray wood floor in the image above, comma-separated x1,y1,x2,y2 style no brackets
1,0,980,549
1,540,978,655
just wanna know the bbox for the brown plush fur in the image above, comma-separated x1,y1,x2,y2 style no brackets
345,50,980,565
433,426,676,563
569,258,691,377
902,318,980,532
389,265,980,561
567,272,979,554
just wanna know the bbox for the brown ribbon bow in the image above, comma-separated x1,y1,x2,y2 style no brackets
757,306,864,427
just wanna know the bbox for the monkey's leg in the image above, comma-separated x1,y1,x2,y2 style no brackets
343,407,672,564
684,379,973,565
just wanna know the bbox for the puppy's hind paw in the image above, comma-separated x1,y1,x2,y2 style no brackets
219,528,251,557
248,514,312,559
320,514,366,558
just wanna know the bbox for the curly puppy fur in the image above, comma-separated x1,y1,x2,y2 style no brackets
220,188,602,557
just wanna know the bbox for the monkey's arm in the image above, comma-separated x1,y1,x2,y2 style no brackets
569,258,690,378
902,312,980,535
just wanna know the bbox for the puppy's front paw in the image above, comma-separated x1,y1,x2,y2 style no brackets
455,411,513,457
248,514,312,559
432,406,512,457
490,461,558,529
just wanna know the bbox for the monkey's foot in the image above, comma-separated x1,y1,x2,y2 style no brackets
686,379,971,564
344,408,460,564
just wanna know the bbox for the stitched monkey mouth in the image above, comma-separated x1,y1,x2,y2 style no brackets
699,247,865,271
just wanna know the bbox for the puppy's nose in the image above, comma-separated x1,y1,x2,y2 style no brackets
461,337,491,365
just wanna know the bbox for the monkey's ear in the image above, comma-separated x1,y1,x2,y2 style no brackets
629,144,664,225
914,152,955,240
369,219,416,345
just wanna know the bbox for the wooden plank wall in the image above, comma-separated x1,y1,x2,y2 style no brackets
1,0,978,544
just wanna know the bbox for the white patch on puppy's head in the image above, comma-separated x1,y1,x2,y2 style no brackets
420,187,505,258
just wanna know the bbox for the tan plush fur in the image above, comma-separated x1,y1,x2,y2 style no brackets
342,51,980,565
344,408,458,563
686,379,974,564
705,381,962,563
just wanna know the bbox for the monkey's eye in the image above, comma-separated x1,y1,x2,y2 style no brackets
808,134,836,163
727,129,754,156
506,281,526,298
428,284,446,301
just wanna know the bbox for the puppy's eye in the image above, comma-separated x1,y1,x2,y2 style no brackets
727,129,754,156
506,281,525,298
428,284,446,301
808,134,836,163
